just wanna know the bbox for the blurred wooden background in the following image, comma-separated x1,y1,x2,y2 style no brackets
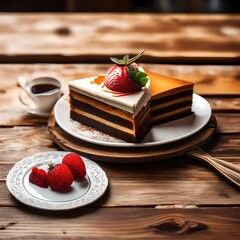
0,0,239,13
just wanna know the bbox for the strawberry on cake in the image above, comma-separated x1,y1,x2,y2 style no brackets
69,51,151,143
68,51,194,143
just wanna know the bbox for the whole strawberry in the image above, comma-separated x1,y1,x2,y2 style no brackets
47,163,73,191
29,167,49,188
104,50,148,93
62,153,86,179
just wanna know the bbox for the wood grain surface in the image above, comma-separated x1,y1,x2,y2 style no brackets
0,14,240,240
0,207,239,239
0,14,239,63
0,126,239,163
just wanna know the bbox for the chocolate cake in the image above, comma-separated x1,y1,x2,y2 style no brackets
68,52,194,143
69,74,151,143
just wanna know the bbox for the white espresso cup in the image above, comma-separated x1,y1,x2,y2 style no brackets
18,76,62,112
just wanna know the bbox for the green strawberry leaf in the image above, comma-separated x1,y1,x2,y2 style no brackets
48,162,55,171
123,55,129,64
127,50,145,65
110,50,145,66
127,65,149,87
110,57,125,65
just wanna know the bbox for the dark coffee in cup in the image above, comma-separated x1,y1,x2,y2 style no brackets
31,84,60,94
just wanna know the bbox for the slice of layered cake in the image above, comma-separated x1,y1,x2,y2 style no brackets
69,51,151,143
145,70,194,125
68,51,194,143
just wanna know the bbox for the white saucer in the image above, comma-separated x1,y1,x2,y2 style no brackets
54,93,212,148
18,91,50,117
6,151,108,210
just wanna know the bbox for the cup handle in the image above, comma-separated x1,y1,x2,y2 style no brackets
18,91,31,108
17,76,36,101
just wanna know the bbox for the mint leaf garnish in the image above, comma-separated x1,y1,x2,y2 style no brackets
127,65,148,87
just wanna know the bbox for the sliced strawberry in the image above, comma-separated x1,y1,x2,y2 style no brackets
62,153,86,179
29,167,49,188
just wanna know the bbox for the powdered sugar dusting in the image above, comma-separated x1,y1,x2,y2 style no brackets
69,118,125,143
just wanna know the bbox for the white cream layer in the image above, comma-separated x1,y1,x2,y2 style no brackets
69,69,150,117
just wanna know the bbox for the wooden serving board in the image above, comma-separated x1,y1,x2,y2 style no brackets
48,113,217,163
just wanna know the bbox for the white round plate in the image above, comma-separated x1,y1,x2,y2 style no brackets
18,91,50,117
54,93,212,148
6,151,108,211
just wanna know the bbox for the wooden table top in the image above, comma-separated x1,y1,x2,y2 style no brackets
0,13,239,239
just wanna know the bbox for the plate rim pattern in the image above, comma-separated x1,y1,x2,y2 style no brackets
6,151,108,210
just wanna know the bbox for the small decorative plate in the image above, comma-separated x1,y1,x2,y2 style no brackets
6,151,108,210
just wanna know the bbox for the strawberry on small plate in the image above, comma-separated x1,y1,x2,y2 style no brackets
29,167,49,188
62,153,86,179
47,163,73,192
6,151,108,210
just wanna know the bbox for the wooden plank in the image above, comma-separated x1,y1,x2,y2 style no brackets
215,113,240,133
0,14,239,63
0,64,239,95
1,156,240,181
1,178,240,207
0,126,58,163
0,126,240,163
0,64,239,94
0,125,239,162
0,64,239,126
0,207,239,239
203,134,240,156
207,98,240,112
